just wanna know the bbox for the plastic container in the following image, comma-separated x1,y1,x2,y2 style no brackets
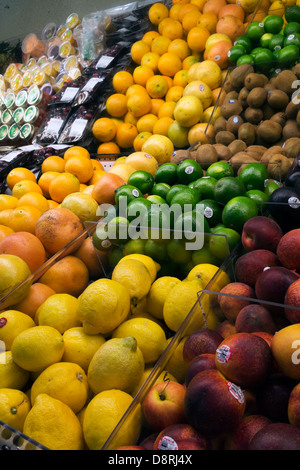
21,33,47,59
41,22,57,43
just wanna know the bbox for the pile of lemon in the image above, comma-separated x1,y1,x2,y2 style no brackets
0,253,230,450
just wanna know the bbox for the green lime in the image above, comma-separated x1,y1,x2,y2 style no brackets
247,22,265,42
285,5,300,23
188,176,217,199
92,223,113,252
284,32,300,49
253,48,276,74
115,184,142,206
147,194,167,205
264,15,284,34
169,187,201,211
269,34,285,51
228,44,247,64
245,189,269,209
234,35,253,53
166,184,187,205
221,196,259,232
106,216,130,244
141,204,171,240
191,242,221,266
201,198,223,228
278,44,300,67
206,161,233,180
102,204,118,223
264,179,282,198
150,182,171,200
283,22,300,36
236,54,255,66
260,33,274,48
173,210,210,242
210,223,225,233
144,238,169,263
108,246,124,267
213,176,246,205
177,159,203,184
126,197,152,223
251,47,265,58
154,162,178,185
238,163,270,191
122,238,146,256
208,227,241,261
167,238,192,264
127,170,154,194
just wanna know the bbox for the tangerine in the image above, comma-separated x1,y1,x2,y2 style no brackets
9,206,42,234
115,122,139,149
140,52,160,72
133,65,154,87
112,71,134,94
106,93,128,118
165,85,184,102
153,116,174,136
133,131,153,151
157,52,182,77
149,2,169,25
197,12,218,33
63,146,90,161
136,114,158,133
124,111,138,126
151,36,172,56
41,156,65,173
127,92,152,118
0,232,46,273
6,167,36,191
146,75,169,99
38,171,60,198
182,10,203,32
151,98,165,116
168,39,192,60
97,142,120,155
187,26,210,52
12,180,43,199
48,172,81,203
17,192,50,213
131,40,151,64
64,155,94,184
0,225,14,242
161,19,184,40
142,30,161,46
92,117,117,142
178,3,200,22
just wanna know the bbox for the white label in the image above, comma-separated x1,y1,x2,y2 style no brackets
233,117,239,123
96,55,114,68
17,144,42,151
82,77,101,92
288,196,300,209
157,436,179,451
227,381,245,404
216,345,232,363
259,22,264,27
132,189,140,197
214,55,221,61
204,207,213,218
199,84,205,91
144,153,152,159
101,240,111,248
185,166,194,174
69,118,88,137
1,150,22,162
47,118,64,133
61,87,80,102
288,34,295,40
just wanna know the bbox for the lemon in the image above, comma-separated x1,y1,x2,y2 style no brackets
31,362,89,414
83,389,142,450
36,293,80,333
0,351,30,389
0,254,32,308
163,279,206,335
120,254,160,283
237,0,258,13
87,336,144,394
111,259,152,304
187,263,220,287
112,317,167,364
0,388,31,432
62,327,106,372
23,393,84,450
125,151,159,176
132,368,178,397
164,336,189,383
11,325,64,372
187,60,222,90
0,310,35,350
142,134,174,164
77,278,131,335
60,192,99,223
146,276,181,320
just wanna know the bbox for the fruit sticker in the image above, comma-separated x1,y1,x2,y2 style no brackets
216,344,232,363
0,318,7,328
185,166,194,175
226,381,245,404
288,196,300,209
157,436,179,451
132,189,140,198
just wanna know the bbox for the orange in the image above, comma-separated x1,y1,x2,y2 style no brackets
112,71,134,94
17,192,50,213
158,17,175,35
105,93,128,118
153,116,174,136
165,85,184,102
178,3,200,22
74,237,109,279
207,40,232,69
82,185,95,197
88,170,106,186
133,131,152,151
212,86,226,105
108,163,136,183
205,33,232,53
164,75,173,90
169,4,181,20
80,184,88,192
188,122,213,145
160,19,184,40
151,36,172,56
96,142,120,155
0,209,14,227
41,156,65,173
187,26,210,52
131,40,151,64
92,117,117,142
13,283,56,319
6,167,36,191
38,255,89,297
218,3,245,21
168,39,191,60
136,114,158,133
91,173,125,205
133,65,154,87
182,55,199,70
151,98,165,116
9,205,42,234
158,100,176,119
173,69,189,87
197,12,218,33
90,159,105,171
203,0,227,16
0,225,14,242
140,52,160,72
124,111,138,126
146,75,169,99
48,200,59,209
148,2,169,25
12,180,43,199
35,207,84,256
216,15,245,42
182,10,202,32
112,156,128,166
111,118,123,129
127,92,152,118
142,30,160,47
63,146,90,161
115,122,138,149
38,171,60,198
48,172,81,203
0,231,46,273
64,155,94,184
191,0,207,10
126,84,148,98
0,195,19,212
172,0,190,4
157,52,182,77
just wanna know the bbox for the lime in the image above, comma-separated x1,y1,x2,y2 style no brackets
253,48,276,74
144,238,169,263
166,184,187,205
141,204,171,240
108,246,124,267
206,161,233,180
264,179,282,197
228,44,247,64
285,5,300,23
210,223,225,233
201,199,223,228
269,34,284,51
245,189,269,208
92,224,113,252
102,204,118,223
264,15,284,34
283,22,300,37
122,238,146,256
106,216,130,244
247,22,265,42
213,176,246,205
260,33,274,48
221,196,259,232
167,238,192,264
150,182,171,200
188,176,217,199
115,185,142,206
191,242,221,266
154,163,178,185
208,227,241,261
147,194,166,205
238,163,269,191
251,47,265,58
177,159,203,184
234,35,253,54
278,45,300,67
127,170,154,194
169,187,201,211
126,197,152,223
236,54,255,66
284,33,300,49
173,210,210,241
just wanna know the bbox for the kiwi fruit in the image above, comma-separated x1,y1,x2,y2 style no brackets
238,122,257,146
261,146,285,165
171,149,192,164
267,154,292,181
213,143,232,161
213,116,227,134
246,87,267,108
244,73,267,90
292,63,300,79
226,115,244,135
220,99,243,119
238,87,250,108
223,91,239,103
297,110,300,127
285,100,300,119
264,82,276,93
195,144,218,169
267,89,289,110
228,139,247,155
230,153,257,173
215,130,236,145
244,107,264,125
274,70,298,96
270,112,287,128
262,103,276,120
246,145,267,156
230,64,254,89
282,120,300,140
256,120,282,144
223,79,236,93
283,137,300,159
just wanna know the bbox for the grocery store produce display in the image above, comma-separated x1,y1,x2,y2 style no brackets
0,0,299,452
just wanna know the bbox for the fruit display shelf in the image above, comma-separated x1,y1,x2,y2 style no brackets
0,419,48,450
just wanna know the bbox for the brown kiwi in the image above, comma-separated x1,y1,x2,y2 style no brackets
297,110,300,126
264,82,276,93
246,87,267,108
244,107,264,125
267,154,292,181
285,99,300,119
261,146,285,165
220,99,243,119
223,91,239,103
171,149,192,164
292,63,300,79
223,79,235,93
262,103,276,120
230,64,254,89
214,116,227,134
246,145,267,156
256,120,282,144
238,87,250,108
195,144,218,169
238,122,257,146
267,89,289,110
226,115,244,135
213,143,232,161
244,73,267,90
282,120,300,140
215,130,236,145
274,70,298,96
228,139,247,155
283,137,300,159
230,153,257,174
270,112,287,128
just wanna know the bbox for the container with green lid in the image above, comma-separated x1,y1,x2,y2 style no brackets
8,123,20,142
20,122,34,141
15,89,28,108
27,85,42,106
12,107,24,125
4,92,15,109
0,124,8,142
24,105,39,124
2,109,13,125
